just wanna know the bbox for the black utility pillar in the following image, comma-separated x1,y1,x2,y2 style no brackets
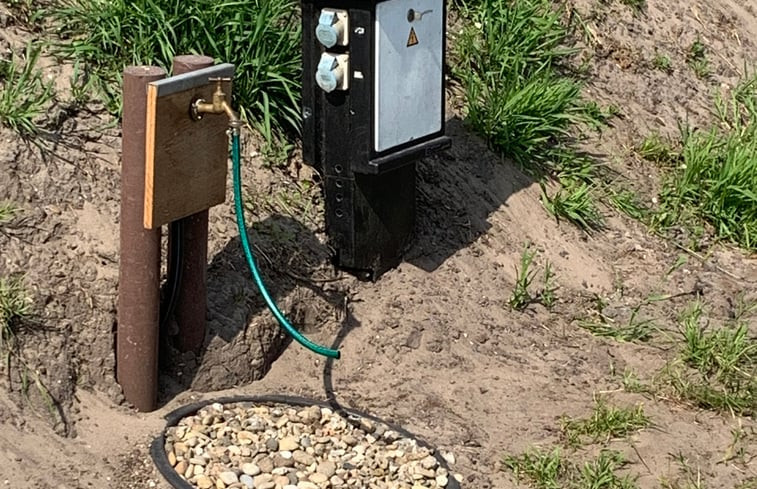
301,0,450,279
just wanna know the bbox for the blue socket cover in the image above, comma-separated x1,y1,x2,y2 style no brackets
316,10,339,48
316,55,339,92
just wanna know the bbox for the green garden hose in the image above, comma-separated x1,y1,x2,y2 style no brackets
230,125,340,359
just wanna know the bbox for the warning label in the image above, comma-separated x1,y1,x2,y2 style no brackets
407,27,419,47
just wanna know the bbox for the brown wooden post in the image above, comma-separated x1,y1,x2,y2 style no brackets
171,55,215,354
117,65,166,412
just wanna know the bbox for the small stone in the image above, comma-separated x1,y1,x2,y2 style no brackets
436,474,449,487
442,452,456,465
265,438,279,452
279,436,299,452
280,450,293,459
253,474,273,486
330,476,345,487
238,431,256,442
219,472,239,485
359,419,374,432
317,461,337,478
196,475,213,489
174,461,188,475
298,483,319,489
421,455,437,470
190,457,207,466
292,450,316,466
309,473,328,484
193,464,205,476
242,463,261,476
275,416,290,428
274,454,295,468
168,450,177,466
341,435,357,446
237,474,252,488
274,475,290,487
258,457,274,473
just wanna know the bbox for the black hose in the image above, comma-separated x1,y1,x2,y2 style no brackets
160,220,183,329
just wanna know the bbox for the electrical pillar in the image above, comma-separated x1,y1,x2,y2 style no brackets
301,0,450,279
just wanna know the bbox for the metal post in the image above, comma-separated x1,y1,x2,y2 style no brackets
171,55,215,354
117,65,166,412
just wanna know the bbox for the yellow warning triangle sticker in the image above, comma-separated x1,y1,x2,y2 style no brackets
407,27,419,47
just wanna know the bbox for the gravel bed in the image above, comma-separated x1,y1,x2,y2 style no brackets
163,402,462,489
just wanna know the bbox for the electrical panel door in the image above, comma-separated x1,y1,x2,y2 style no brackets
374,0,444,153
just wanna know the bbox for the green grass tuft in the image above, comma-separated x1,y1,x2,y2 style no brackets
687,38,710,79
660,301,756,415
509,244,560,310
649,74,757,250
504,448,639,489
0,43,54,136
504,448,568,489
0,201,20,225
652,51,672,72
509,245,538,311
453,0,606,230
0,276,32,353
52,0,302,141
542,180,604,231
579,300,657,343
561,398,650,446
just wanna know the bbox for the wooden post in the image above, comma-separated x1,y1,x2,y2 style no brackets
171,55,215,354
117,65,166,412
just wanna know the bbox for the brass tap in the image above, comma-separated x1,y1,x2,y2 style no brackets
191,77,242,131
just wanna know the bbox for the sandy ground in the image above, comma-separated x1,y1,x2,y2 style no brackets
0,1,756,488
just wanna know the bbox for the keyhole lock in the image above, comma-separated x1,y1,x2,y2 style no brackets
407,8,433,22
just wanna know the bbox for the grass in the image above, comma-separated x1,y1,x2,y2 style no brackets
621,370,650,394
504,448,638,489
0,276,32,345
509,244,560,310
453,0,606,230
641,74,757,250
0,43,54,136
652,51,673,72
687,39,710,79
51,0,301,142
541,261,558,309
542,180,604,230
578,300,657,343
561,398,650,446
509,245,538,310
660,301,755,415
660,453,706,489
0,201,20,225
0,276,59,423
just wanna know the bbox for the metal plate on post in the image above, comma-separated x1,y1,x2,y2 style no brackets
144,63,234,229
374,0,444,153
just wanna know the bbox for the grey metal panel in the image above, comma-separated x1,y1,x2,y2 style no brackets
375,0,443,153
149,63,235,97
